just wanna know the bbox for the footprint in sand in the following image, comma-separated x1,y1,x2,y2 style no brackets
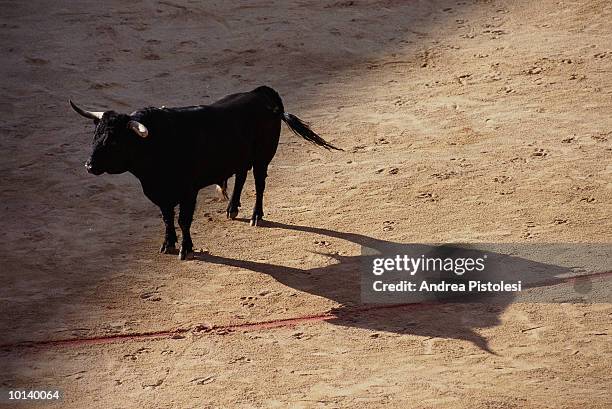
521,222,539,239
325,1,356,8
432,171,458,180
89,82,120,90
382,220,395,232
140,288,162,302
142,379,164,389
526,66,542,75
229,356,252,364
374,137,389,145
393,97,408,107
141,294,161,302
142,47,161,60
493,175,512,183
240,295,257,307
416,192,438,202
25,56,48,66
531,148,548,157
590,132,610,142
292,332,312,340
314,240,331,247
457,73,471,85
375,167,398,175
190,376,215,385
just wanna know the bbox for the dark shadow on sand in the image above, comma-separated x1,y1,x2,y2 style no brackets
194,220,579,353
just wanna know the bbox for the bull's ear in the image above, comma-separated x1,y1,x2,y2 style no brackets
127,120,148,138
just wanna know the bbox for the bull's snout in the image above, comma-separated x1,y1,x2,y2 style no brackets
85,159,103,175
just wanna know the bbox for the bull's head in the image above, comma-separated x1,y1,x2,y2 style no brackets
69,100,148,175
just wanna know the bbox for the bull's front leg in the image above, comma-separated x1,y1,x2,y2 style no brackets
178,194,197,260
160,206,177,254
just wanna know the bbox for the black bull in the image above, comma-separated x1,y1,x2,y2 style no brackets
70,86,342,260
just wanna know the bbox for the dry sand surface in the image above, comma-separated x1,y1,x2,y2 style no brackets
1,0,611,408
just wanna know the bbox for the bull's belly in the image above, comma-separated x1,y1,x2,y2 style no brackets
141,160,250,203
192,162,251,189
193,155,252,189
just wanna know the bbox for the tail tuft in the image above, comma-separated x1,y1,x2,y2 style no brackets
281,112,343,151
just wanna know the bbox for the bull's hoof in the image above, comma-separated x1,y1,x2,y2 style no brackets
227,209,239,220
250,216,262,227
178,247,192,260
160,242,176,254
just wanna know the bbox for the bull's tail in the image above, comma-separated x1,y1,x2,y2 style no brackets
253,86,343,151
281,112,343,151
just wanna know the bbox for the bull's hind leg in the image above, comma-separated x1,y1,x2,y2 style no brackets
160,206,177,254
178,194,197,260
251,164,268,226
227,170,247,219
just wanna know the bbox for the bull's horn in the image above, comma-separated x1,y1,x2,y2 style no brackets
127,120,148,138
69,99,104,120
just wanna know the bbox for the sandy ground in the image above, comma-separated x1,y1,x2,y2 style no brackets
1,0,611,407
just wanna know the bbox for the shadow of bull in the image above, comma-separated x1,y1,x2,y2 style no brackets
196,221,610,353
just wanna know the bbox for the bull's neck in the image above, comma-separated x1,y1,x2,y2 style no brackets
127,152,157,182
128,154,178,186
128,163,156,183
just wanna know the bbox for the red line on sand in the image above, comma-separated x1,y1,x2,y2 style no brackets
2,271,610,350
0,304,433,350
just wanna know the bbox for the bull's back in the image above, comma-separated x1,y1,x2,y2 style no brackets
182,89,282,188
